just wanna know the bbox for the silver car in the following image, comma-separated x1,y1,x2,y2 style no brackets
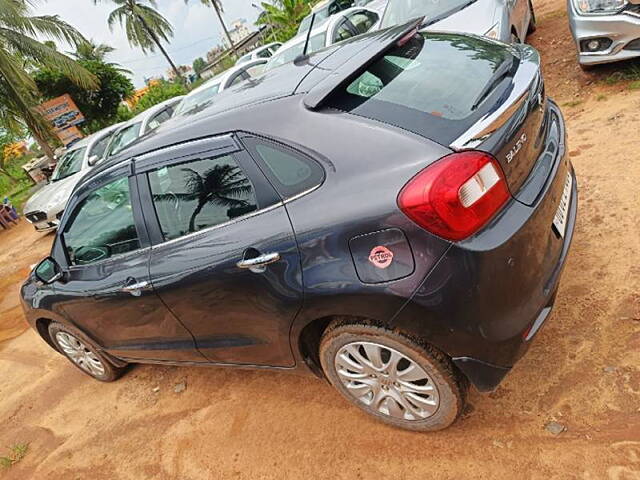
104,96,184,160
380,0,536,44
568,0,640,67
24,123,122,232
235,42,282,65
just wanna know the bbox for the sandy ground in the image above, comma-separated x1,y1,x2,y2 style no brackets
1,2,640,478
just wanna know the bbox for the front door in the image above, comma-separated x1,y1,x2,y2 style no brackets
53,170,204,362
136,139,303,367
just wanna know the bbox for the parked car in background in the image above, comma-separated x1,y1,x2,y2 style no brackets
265,6,384,71
568,0,640,68
23,123,123,232
236,42,282,65
23,19,576,432
104,96,183,159
380,0,536,43
297,0,355,35
173,59,268,116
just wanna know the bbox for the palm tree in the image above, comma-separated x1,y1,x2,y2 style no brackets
72,39,115,62
186,1,238,57
0,0,97,160
96,0,184,83
182,164,256,233
256,0,312,43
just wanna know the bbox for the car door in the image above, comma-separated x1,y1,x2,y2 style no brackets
135,135,305,367
52,163,205,362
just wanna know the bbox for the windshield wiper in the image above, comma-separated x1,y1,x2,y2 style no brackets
470,57,518,111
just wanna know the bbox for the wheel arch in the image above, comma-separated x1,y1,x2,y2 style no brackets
35,317,59,353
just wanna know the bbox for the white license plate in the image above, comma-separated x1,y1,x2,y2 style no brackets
553,173,573,238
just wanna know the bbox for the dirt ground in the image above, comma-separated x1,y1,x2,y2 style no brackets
1,2,640,478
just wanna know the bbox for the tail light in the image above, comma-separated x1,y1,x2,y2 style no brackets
397,151,510,241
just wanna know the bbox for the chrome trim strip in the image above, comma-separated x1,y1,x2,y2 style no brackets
134,134,236,163
283,184,322,204
150,202,284,250
67,246,152,271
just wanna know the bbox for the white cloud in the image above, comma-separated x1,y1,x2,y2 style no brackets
34,0,260,87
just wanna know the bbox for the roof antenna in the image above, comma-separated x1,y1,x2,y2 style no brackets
294,8,317,65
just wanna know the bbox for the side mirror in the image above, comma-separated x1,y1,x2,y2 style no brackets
34,257,63,285
88,155,100,166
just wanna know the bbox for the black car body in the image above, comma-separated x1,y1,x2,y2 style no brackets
22,20,577,431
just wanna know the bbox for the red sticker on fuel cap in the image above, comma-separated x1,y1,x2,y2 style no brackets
368,246,394,269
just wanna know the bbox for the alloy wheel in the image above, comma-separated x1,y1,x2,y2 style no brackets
334,341,440,421
55,332,106,377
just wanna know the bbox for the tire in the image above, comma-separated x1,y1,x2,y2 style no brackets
319,321,465,432
527,1,537,35
48,322,125,382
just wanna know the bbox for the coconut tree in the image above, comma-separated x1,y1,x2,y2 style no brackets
185,0,238,56
96,0,184,83
256,0,312,43
0,0,97,160
72,39,115,62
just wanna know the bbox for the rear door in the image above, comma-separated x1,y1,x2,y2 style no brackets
136,135,305,367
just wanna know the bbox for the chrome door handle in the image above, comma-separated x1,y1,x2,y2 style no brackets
121,280,150,297
237,252,281,273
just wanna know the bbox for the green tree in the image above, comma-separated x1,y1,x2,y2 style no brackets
95,0,184,83
185,1,238,56
34,59,135,133
133,80,186,114
192,57,206,77
256,0,312,43
0,0,97,160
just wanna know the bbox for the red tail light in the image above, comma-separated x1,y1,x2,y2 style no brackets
397,151,510,241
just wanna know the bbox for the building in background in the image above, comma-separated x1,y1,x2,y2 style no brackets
167,64,194,83
225,19,252,47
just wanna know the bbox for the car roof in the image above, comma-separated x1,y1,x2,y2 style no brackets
80,21,422,185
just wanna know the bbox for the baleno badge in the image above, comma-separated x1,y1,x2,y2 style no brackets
369,246,394,269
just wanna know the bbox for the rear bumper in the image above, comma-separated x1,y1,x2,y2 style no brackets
568,4,640,65
393,101,577,392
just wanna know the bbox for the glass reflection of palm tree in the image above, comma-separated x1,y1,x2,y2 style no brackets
182,164,256,233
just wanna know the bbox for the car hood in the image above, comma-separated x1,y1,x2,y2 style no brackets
24,173,82,214
424,1,499,37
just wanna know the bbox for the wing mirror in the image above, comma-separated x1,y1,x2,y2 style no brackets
34,257,64,285
88,154,100,166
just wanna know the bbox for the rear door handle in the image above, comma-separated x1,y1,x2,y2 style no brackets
237,252,281,274
121,279,150,297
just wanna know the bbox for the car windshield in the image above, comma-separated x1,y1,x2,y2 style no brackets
51,147,87,182
381,0,475,28
174,83,221,115
107,123,142,157
265,34,327,71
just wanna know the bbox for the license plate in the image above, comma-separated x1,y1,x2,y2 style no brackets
553,173,573,238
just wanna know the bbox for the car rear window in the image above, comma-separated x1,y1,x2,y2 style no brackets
326,33,519,145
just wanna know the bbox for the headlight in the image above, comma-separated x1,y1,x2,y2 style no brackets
485,23,501,40
573,0,628,14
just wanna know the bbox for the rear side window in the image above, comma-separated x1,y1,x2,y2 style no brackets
148,154,259,241
327,33,517,145
348,10,378,34
243,137,324,199
146,108,172,132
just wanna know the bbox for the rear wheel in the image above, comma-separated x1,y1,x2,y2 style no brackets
49,322,125,382
319,322,465,432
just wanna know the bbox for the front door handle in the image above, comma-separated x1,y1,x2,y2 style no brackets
121,279,150,297
237,252,281,274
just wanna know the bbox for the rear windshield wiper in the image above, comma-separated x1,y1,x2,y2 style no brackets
470,57,518,111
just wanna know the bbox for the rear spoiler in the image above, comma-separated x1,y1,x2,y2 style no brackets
302,17,425,110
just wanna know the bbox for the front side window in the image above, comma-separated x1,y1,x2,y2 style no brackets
257,48,272,58
148,154,259,241
108,123,142,157
63,177,140,266
348,11,379,34
52,147,87,182
333,19,355,43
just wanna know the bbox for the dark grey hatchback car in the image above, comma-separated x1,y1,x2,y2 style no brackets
22,20,577,431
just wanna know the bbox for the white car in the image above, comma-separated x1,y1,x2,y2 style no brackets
104,96,184,160
236,42,282,65
173,59,268,116
265,6,383,71
23,123,122,232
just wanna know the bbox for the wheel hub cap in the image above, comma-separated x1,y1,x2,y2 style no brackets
55,332,105,377
334,341,440,421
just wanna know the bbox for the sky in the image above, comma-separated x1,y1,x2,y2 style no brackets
36,0,262,88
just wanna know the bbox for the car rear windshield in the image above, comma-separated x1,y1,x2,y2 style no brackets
381,0,475,28
326,33,519,145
